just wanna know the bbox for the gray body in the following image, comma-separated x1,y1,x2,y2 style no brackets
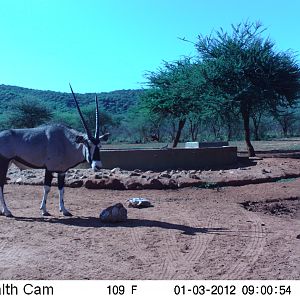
0,124,85,172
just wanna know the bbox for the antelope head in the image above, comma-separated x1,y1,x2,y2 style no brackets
69,84,109,171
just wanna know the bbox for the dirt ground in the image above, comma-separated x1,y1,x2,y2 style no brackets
1,175,299,280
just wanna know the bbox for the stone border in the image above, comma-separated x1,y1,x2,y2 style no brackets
6,157,300,190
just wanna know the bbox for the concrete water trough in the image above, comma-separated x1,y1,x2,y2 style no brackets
185,141,229,148
100,146,237,171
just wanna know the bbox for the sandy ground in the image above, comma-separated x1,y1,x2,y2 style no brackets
0,178,299,280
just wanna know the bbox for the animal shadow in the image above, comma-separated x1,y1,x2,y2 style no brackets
14,216,228,236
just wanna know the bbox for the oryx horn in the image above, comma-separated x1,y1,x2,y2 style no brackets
69,83,93,140
95,94,100,141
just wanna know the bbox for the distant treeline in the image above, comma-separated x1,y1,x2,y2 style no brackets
0,84,142,114
1,83,300,145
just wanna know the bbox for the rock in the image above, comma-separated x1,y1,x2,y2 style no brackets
127,198,152,208
85,179,106,189
172,174,182,179
189,170,197,174
125,178,143,190
144,170,154,175
26,174,37,179
85,178,125,190
159,173,171,178
94,174,109,179
68,180,84,188
167,179,178,189
100,203,127,223
296,234,300,239
16,177,23,184
146,178,164,189
129,172,141,177
189,174,200,179
111,167,121,173
107,178,126,190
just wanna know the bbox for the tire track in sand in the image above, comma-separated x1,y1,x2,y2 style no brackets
129,211,216,279
159,211,216,279
221,209,267,280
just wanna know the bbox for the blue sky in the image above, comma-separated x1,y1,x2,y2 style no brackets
0,0,299,93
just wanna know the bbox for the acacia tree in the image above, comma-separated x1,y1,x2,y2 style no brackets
8,99,53,128
272,107,297,137
142,58,205,147
196,21,300,156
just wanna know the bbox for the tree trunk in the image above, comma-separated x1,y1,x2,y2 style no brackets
227,121,232,141
189,120,198,141
253,127,259,140
252,119,260,140
242,109,256,157
282,118,288,138
172,119,186,148
251,114,262,141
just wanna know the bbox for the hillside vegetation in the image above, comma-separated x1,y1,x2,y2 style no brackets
1,82,300,145
0,84,142,114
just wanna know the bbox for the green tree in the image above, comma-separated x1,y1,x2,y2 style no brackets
272,107,297,137
82,106,115,135
55,105,116,135
122,106,163,143
8,99,53,128
142,58,205,147
196,21,300,156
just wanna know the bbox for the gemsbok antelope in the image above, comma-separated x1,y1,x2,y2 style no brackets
0,84,109,217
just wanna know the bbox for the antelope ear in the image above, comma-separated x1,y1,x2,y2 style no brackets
99,133,110,141
75,135,86,144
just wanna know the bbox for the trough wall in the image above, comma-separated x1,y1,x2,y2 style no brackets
185,141,229,148
100,146,237,171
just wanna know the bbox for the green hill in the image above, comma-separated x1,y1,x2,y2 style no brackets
0,84,142,114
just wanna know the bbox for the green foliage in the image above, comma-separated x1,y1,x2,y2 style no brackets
196,21,300,155
0,84,140,138
141,58,207,146
7,99,53,128
143,58,205,118
0,84,142,114
122,105,166,143
81,106,116,135
197,21,300,113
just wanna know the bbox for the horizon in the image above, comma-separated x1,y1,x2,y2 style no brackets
0,82,140,94
0,0,300,93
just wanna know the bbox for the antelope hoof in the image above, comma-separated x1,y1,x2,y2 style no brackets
3,210,13,218
42,211,51,217
63,211,73,217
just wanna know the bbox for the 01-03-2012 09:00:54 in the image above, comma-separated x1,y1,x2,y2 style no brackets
173,284,292,296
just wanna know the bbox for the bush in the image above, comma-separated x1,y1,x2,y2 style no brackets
7,99,53,128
